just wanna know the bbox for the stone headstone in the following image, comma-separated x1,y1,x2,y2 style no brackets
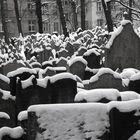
105,21,140,70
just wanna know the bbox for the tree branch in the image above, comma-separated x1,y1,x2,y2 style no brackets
113,0,140,14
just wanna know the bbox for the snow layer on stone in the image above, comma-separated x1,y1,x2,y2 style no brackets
105,20,131,49
28,103,109,140
90,67,121,83
0,112,10,119
0,126,24,139
130,72,140,81
83,48,100,56
21,75,35,89
0,89,15,100
75,88,120,102
128,130,140,140
50,72,76,83
18,111,28,121
53,67,66,71
120,91,140,101
7,67,36,77
120,70,136,79
108,99,140,113
67,56,87,66
37,77,49,88
77,82,84,88
122,79,130,87
0,74,10,84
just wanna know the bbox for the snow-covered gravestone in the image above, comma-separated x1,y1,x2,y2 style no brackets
49,73,77,103
67,57,87,80
2,59,27,76
76,46,87,56
108,99,140,140
43,47,53,62
30,61,42,69
27,103,110,140
75,88,121,103
0,126,26,140
42,60,53,69
89,68,127,91
7,67,37,96
0,112,11,128
0,89,16,127
56,57,68,68
105,20,140,70
57,48,69,58
83,48,101,69
0,74,10,91
65,42,75,57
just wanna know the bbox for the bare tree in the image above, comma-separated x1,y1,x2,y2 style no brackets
56,0,69,37
0,0,9,45
80,0,86,30
13,0,23,35
35,0,43,33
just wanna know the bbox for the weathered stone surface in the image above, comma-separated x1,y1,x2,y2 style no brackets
105,22,140,70
0,74,10,91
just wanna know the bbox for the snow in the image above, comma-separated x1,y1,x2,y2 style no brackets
0,126,24,139
120,91,140,101
28,103,109,140
0,89,15,100
67,56,87,67
83,48,100,56
0,112,10,119
130,72,140,81
21,75,35,89
37,77,49,88
7,67,37,77
105,19,132,49
120,69,136,79
50,72,77,83
128,130,140,140
0,74,10,84
75,88,120,102
108,99,140,113
90,67,121,83
18,111,28,121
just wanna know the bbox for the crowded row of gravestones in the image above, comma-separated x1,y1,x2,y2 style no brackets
0,20,140,139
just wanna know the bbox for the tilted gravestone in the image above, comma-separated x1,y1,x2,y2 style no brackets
105,21,140,71
65,42,74,57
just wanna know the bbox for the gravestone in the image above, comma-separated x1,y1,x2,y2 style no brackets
0,89,16,127
83,48,101,69
65,42,74,57
67,57,87,80
56,57,68,68
76,46,87,56
89,68,127,91
105,21,140,70
57,48,69,58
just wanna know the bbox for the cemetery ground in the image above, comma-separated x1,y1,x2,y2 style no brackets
1,19,140,140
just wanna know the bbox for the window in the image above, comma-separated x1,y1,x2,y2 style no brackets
43,22,50,32
97,1,102,12
54,22,59,31
97,19,103,26
27,0,35,10
42,3,48,15
28,20,36,32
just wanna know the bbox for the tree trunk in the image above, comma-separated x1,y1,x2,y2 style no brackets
56,0,69,37
13,0,23,36
0,0,9,45
35,0,43,33
71,0,78,31
129,0,133,21
80,0,86,30
101,0,113,32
